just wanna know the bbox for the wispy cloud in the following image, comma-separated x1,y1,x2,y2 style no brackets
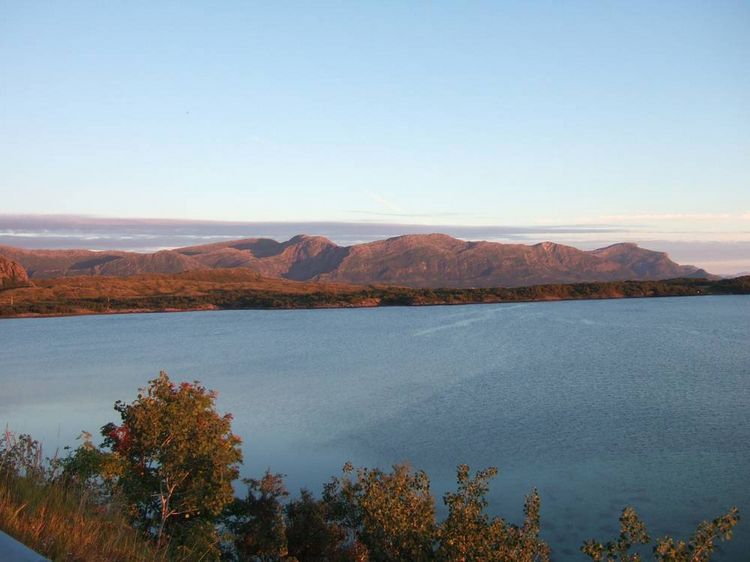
363,190,404,214
350,210,472,219
578,213,733,224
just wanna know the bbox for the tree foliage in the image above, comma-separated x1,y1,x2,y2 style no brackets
438,464,549,562
285,488,348,561
582,506,740,562
222,463,551,561
225,470,290,561
99,371,242,547
323,462,436,561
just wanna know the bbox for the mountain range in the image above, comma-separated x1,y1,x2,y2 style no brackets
0,234,713,288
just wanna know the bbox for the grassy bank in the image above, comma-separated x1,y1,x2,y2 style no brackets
0,433,168,562
0,270,748,318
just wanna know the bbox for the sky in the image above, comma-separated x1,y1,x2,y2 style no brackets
0,2,749,270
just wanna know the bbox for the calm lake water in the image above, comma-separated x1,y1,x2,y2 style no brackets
1,296,749,560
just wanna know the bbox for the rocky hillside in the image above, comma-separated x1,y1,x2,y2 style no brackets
0,255,30,289
0,234,713,288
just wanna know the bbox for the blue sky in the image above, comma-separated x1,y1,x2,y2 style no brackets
1,2,748,245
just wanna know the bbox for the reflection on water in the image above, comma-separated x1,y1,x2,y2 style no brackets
1,296,748,560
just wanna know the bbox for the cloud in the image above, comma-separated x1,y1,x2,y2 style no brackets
581,213,733,224
363,190,404,214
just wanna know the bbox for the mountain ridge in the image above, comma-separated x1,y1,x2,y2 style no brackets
0,234,714,288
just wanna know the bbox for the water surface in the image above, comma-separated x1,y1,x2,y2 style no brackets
1,296,748,560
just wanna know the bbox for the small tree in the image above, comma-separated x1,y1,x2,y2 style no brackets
437,464,549,562
286,488,348,561
100,371,242,545
324,462,437,562
582,506,740,562
225,470,289,561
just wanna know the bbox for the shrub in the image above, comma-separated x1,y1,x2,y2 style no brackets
100,372,243,548
582,506,740,562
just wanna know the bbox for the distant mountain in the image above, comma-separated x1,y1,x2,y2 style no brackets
0,234,714,288
0,255,30,289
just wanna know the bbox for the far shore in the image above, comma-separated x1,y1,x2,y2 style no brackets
1,273,748,320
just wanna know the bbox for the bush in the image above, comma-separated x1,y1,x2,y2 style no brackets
324,463,436,561
582,506,740,562
100,372,243,550
225,471,290,560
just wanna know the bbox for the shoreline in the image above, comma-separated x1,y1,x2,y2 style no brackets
2,284,748,320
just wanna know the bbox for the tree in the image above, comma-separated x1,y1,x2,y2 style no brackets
100,371,242,547
437,464,549,562
225,470,290,561
285,488,348,562
581,506,740,562
324,463,436,562
581,507,650,562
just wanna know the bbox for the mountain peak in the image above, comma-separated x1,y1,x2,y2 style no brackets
0,235,714,287
596,242,640,251
287,234,337,246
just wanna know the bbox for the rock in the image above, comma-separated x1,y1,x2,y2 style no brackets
0,255,30,288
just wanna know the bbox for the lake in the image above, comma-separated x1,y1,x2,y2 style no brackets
1,295,748,560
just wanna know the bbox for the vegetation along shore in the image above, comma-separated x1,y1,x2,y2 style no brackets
0,270,748,319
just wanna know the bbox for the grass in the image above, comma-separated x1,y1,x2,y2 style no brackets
0,473,167,562
0,431,172,562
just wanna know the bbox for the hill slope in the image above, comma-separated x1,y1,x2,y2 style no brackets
0,234,713,288
0,256,30,289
